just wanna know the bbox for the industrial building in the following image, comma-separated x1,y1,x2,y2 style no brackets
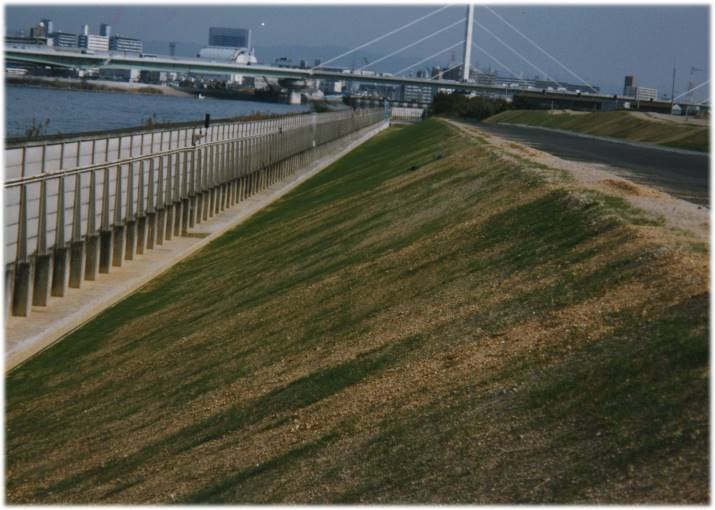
635,86,658,102
196,46,256,64
209,27,251,48
109,35,143,54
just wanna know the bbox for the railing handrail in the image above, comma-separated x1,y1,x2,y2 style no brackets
5,123,302,188
4,108,362,149
4,109,380,188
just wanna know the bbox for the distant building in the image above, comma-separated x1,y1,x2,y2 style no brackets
41,18,54,35
209,27,250,48
623,75,636,96
635,86,658,102
78,33,109,52
442,64,462,81
52,32,78,48
109,35,143,54
273,56,295,68
100,23,111,38
197,46,256,64
29,22,46,38
5,35,49,47
401,84,434,103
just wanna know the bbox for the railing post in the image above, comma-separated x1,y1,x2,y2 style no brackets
99,165,113,273
112,163,125,266
136,159,147,254
124,161,136,260
173,150,182,236
189,146,197,228
207,144,215,218
12,154,33,316
146,158,157,249
181,149,190,234
164,153,174,241
32,176,52,306
85,169,100,280
68,172,85,288
51,173,70,297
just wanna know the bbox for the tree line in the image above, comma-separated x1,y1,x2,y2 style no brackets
430,92,512,120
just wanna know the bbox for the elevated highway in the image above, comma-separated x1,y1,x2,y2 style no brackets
6,46,698,113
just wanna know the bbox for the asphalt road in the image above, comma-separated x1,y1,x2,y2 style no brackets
470,121,710,207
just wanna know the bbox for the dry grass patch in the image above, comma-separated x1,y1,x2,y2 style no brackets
6,119,708,504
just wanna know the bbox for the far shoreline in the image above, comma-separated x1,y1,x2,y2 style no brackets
5,76,192,97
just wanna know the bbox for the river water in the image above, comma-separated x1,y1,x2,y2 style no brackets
5,85,312,138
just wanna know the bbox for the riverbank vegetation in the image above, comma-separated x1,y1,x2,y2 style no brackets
6,119,708,504
485,109,709,152
431,91,512,120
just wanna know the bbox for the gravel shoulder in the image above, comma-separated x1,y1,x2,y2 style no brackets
449,119,709,243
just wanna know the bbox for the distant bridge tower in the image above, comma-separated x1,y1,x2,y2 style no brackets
462,4,474,81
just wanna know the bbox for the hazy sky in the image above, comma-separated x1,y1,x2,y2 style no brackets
5,4,710,98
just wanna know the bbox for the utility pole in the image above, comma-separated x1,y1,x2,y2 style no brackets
462,4,474,82
670,62,676,113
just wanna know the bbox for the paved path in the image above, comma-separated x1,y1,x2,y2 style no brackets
472,121,710,207
5,122,388,371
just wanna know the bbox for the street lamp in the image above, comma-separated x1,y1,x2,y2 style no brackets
251,22,265,59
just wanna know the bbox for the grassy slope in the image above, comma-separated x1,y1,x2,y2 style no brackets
6,120,709,504
485,110,709,152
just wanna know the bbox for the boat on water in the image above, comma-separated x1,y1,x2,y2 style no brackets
196,93,206,100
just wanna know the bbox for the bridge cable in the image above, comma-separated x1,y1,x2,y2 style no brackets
312,4,454,70
472,42,520,79
473,19,562,89
357,16,466,71
395,40,465,76
482,6,598,93
672,80,710,102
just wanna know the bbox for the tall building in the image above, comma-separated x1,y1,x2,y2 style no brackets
209,26,250,48
100,23,111,38
52,32,78,48
623,75,636,96
41,18,53,35
109,35,143,53
78,33,109,52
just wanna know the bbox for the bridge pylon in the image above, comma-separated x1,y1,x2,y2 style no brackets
462,4,474,82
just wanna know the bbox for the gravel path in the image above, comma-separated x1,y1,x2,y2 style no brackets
449,119,709,242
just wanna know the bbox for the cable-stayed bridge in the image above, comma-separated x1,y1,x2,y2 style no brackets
5,5,708,108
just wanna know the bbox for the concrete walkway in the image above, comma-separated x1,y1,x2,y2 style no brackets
5,122,388,371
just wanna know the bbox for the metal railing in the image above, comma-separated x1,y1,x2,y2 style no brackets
5,107,385,316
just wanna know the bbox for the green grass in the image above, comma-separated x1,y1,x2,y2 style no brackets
486,110,709,152
5,119,708,504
